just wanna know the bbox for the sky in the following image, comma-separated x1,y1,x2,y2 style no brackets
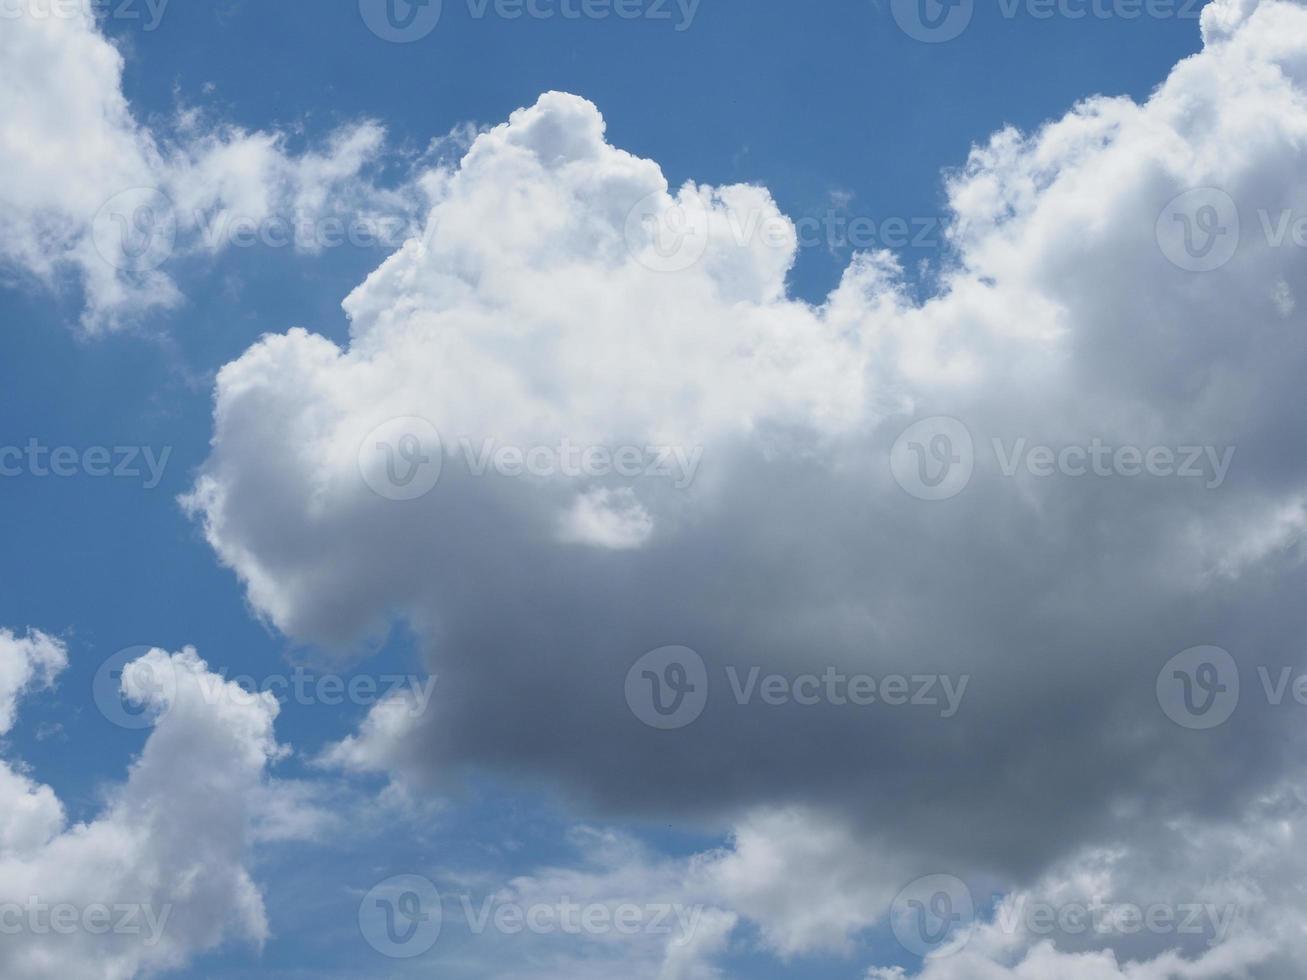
6,0,1307,977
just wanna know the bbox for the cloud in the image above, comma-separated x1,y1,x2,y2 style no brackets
184,0,1307,974
693,808,909,959
0,5,413,332
0,634,291,979
414,825,737,980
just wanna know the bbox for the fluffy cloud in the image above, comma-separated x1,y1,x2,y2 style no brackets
184,0,1307,974
0,632,286,979
0,4,412,331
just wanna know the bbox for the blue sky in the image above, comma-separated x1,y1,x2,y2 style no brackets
10,1,1306,978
